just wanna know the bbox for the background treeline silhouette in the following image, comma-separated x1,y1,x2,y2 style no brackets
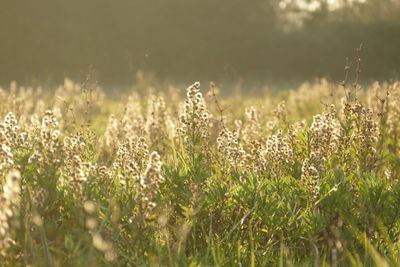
0,0,399,87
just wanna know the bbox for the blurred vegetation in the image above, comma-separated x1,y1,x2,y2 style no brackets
0,0,399,87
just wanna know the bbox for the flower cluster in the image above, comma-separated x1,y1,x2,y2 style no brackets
0,113,26,172
262,130,294,176
179,82,211,144
29,110,62,165
301,105,342,202
113,137,149,184
241,106,262,145
103,93,145,150
63,132,94,194
309,105,343,157
301,151,326,202
135,152,164,217
288,121,306,147
216,128,246,168
343,102,379,159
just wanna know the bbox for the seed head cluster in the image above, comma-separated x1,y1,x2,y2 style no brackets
136,151,164,217
0,113,24,171
179,82,211,144
262,130,294,176
309,105,343,156
0,79,397,265
217,128,246,168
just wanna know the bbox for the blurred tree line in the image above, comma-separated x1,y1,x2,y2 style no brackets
0,0,399,87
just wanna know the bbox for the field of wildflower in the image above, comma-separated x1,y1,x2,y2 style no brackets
1,77,400,266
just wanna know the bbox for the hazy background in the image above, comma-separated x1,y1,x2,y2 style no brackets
1,0,399,89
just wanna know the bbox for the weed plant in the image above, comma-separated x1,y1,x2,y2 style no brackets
1,76,400,266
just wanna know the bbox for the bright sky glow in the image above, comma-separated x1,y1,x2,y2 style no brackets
279,0,368,11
